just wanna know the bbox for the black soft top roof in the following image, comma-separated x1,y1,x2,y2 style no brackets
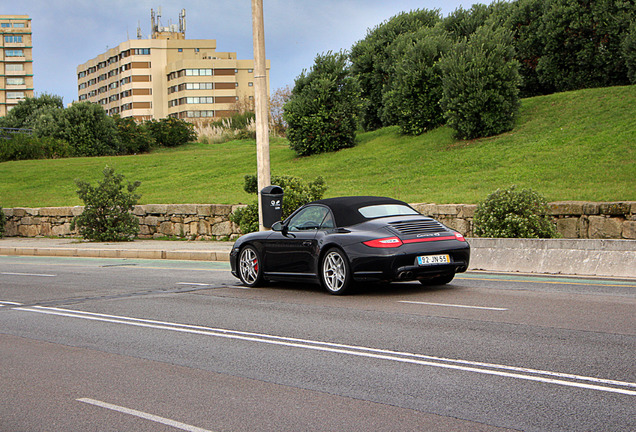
310,196,415,227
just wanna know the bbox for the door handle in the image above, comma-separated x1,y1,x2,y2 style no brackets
302,241,312,247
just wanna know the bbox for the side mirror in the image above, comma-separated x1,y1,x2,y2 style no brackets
271,221,283,232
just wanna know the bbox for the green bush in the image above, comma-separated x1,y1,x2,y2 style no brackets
0,206,5,238
284,51,360,156
229,202,260,235
0,134,71,162
535,0,633,92
0,93,64,130
439,23,521,140
54,102,123,156
145,118,197,147
71,166,141,242
231,174,327,234
350,9,442,131
115,116,154,154
622,21,636,84
381,26,451,135
473,186,559,238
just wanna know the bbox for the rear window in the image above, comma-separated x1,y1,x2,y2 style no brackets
358,204,419,219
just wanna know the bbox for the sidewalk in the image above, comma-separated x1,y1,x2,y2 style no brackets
0,237,234,262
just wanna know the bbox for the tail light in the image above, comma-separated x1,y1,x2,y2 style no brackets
363,237,403,248
454,232,466,242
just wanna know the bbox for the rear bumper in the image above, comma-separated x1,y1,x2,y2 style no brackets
348,240,470,282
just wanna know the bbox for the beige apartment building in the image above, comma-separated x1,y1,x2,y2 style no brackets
77,10,269,122
0,15,33,117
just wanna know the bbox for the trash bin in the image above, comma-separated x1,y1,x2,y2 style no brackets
260,185,284,228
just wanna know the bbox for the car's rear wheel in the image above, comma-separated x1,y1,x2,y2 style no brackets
320,248,352,295
238,245,264,287
420,272,455,286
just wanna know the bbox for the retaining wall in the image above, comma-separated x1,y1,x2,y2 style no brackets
2,201,635,240
2,204,244,240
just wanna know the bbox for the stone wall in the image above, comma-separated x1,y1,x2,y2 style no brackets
2,201,635,240
409,201,636,239
2,204,244,240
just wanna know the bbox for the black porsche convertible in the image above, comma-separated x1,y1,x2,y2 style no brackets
230,196,470,294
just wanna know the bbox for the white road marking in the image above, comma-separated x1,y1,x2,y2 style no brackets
0,301,22,306
398,300,508,311
77,398,213,432
16,306,636,396
1,272,56,277
176,283,250,289
176,282,212,286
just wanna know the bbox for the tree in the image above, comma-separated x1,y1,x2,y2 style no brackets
269,85,292,136
0,93,63,130
501,0,553,97
439,23,521,140
536,0,634,92
71,166,141,242
621,21,636,84
53,102,123,156
350,9,441,131
381,26,451,135
114,116,154,154
145,117,197,147
283,51,360,156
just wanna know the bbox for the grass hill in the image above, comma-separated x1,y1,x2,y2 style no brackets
1,85,634,208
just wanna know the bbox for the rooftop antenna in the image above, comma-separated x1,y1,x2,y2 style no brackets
137,21,143,39
179,9,186,34
151,8,157,38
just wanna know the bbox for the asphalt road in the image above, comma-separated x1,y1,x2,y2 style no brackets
1,255,634,432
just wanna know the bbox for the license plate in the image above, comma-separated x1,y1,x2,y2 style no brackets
417,254,451,266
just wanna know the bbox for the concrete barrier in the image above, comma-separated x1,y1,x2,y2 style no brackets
468,238,636,278
1,237,634,278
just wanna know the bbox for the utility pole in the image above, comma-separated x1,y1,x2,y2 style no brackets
251,0,271,231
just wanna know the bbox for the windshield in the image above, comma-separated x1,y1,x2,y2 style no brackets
358,204,419,219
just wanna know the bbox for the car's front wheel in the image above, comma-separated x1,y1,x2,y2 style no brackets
320,248,352,295
238,245,264,287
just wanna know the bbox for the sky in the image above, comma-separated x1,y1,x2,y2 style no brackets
14,0,483,106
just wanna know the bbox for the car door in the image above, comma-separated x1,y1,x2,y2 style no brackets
264,205,331,276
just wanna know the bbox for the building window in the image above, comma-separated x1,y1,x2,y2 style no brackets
178,48,183,52
185,96,214,104
6,49,24,57
184,82,213,90
6,64,24,72
13,23,25,28
1,23,10,28
6,91,25,99
248,82,253,87
185,110,215,118
184,68,213,76
133,48,150,55
4,36,23,43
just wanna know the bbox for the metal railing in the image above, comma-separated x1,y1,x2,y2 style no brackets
0,127,33,139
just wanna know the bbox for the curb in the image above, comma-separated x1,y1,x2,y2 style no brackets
0,247,230,262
